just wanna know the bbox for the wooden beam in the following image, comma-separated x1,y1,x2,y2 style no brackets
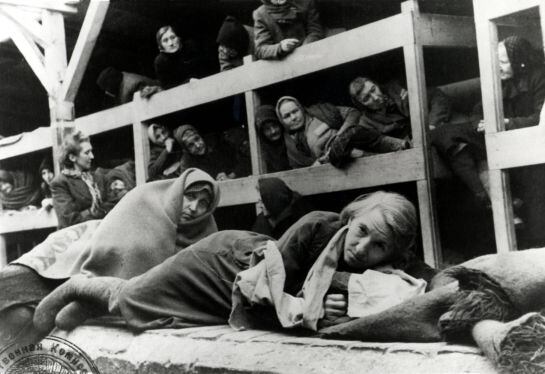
474,0,517,252
473,0,541,21
403,0,442,268
219,149,426,206
60,0,109,103
417,14,476,47
1,14,49,92
0,0,77,14
487,127,545,170
75,103,134,134
135,13,413,121
0,6,48,47
243,55,265,175
131,94,150,185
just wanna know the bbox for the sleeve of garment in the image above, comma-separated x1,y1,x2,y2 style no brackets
276,211,340,294
147,147,170,180
428,88,453,128
302,0,324,44
154,55,177,89
51,178,94,228
336,106,361,133
507,71,545,130
253,10,286,60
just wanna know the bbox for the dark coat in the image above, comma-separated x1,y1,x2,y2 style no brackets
154,43,202,89
116,211,436,331
253,0,324,60
118,72,159,104
50,172,111,229
147,144,182,181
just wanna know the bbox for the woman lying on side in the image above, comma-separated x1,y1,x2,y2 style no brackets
35,191,435,335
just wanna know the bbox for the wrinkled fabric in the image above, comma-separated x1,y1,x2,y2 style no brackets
0,170,41,210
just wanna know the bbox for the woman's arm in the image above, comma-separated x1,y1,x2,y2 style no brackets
51,178,95,228
507,69,545,129
253,9,286,60
303,0,324,44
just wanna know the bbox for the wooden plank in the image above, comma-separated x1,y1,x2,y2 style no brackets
0,235,6,269
473,0,541,21
0,6,48,47
131,94,149,185
2,15,49,92
402,0,442,267
75,103,134,134
135,13,412,121
0,210,58,234
417,14,476,47
0,127,52,160
0,0,77,14
60,0,109,102
474,4,517,252
218,149,425,207
244,54,265,176
486,127,545,169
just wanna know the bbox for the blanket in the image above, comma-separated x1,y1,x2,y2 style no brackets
0,170,41,210
14,168,220,280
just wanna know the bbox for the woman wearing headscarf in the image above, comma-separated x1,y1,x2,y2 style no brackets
253,0,324,60
216,16,255,72
105,160,136,201
255,104,290,172
0,169,41,211
276,96,408,168
154,25,202,89
0,168,220,348
38,158,55,210
147,123,182,181
252,177,314,238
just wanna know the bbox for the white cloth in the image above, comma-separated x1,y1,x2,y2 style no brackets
347,268,427,318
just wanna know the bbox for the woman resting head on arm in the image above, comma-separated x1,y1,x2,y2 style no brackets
33,191,424,334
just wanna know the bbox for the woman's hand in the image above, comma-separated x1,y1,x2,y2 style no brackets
280,38,300,53
323,293,348,320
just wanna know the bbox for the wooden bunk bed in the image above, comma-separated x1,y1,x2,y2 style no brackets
473,0,545,252
0,0,478,269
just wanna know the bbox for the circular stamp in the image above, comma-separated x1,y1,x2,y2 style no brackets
0,336,100,374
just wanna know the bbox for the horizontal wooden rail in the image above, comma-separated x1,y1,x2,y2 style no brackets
0,209,57,234
0,127,52,160
475,0,541,20
486,126,545,170
417,14,476,47
75,102,134,135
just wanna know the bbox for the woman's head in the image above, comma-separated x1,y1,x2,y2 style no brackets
216,16,249,57
276,96,305,133
156,25,181,53
256,105,283,142
180,180,214,223
60,131,94,172
148,123,171,146
257,177,293,218
39,158,54,186
349,76,386,111
174,124,207,156
498,36,540,80
340,191,417,270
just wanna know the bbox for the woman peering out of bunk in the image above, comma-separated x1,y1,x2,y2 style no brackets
255,104,290,172
174,124,238,181
0,168,220,349
50,131,114,229
38,157,55,211
154,25,203,89
253,0,324,60
147,123,183,181
33,190,436,335
251,177,315,239
0,169,41,212
275,96,409,169
216,16,255,72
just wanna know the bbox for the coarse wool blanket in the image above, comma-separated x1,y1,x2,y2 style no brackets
0,170,41,210
319,248,545,342
14,168,220,280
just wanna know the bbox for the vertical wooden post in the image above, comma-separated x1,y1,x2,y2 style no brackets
132,93,150,185
473,0,517,253
402,0,442,267
243,55,265,176
0,235,6,269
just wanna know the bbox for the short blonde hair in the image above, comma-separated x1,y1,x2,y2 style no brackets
59,130,91,169
340,191,417,256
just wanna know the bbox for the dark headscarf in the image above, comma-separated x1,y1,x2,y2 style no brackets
256,105,282,141
216,16,249,56
502,35,542,78
96,67,122,95
259,177,293,217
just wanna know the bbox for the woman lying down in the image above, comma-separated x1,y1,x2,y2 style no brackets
33,191,434,334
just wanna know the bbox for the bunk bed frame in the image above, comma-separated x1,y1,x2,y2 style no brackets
473,0,545,252
0,0,478,268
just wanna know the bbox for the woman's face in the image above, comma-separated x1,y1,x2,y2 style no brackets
160,28,181,54
153,126,170,146
109,179,128,199
180,189,211,222
70,141,94,172
354,80,386,111
41,168,54,185
498,43,514,81
343,210,395,270
262,121,282,142
182,131,207,156
279,101,305,133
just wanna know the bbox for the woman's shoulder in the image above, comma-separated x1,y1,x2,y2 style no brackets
296,210,340,227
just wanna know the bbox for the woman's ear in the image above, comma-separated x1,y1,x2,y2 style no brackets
68,153,77,163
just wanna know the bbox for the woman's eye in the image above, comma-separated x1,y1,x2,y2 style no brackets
359,225,368,235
